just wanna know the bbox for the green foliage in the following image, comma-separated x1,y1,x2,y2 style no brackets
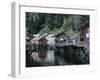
38,24,51,35
61,16,73,31
26,12,89,35
81,15,89,25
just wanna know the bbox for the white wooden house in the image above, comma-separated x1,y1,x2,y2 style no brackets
46,34,55,46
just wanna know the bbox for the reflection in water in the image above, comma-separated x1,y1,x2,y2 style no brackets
31,50,55,65
26,46,89,67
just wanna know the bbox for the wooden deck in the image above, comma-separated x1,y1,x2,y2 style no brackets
76,42,86,47
55,41,87,47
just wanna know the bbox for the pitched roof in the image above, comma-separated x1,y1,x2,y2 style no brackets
79,22,89,31
64,31,76,37
53,30,66,37
31,33,48,41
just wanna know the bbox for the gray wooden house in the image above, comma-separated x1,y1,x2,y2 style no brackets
53,31,78,47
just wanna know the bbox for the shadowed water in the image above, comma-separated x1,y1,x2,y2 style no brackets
26,46,89,67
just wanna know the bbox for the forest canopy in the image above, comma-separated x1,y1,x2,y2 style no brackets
26,12,89,35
